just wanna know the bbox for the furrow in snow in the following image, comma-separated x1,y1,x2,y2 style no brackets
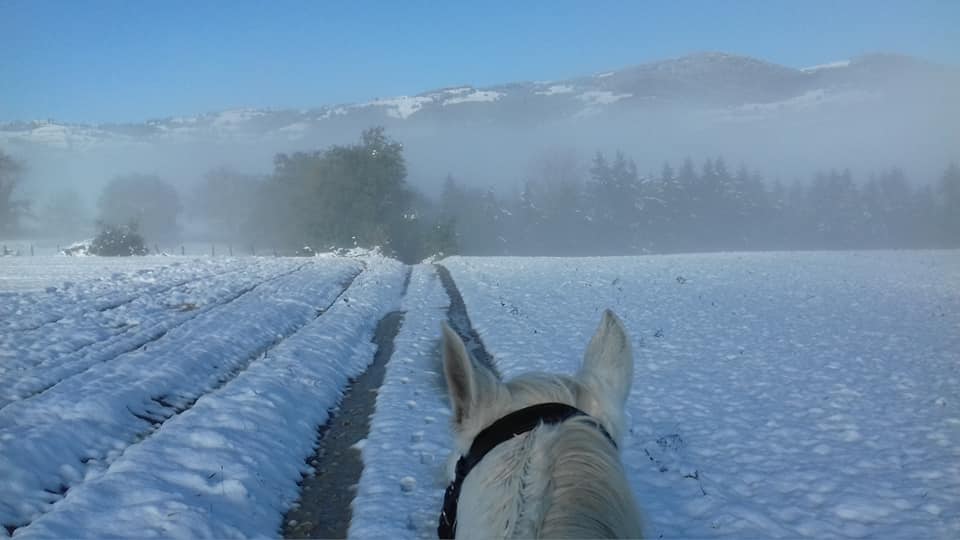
13,255,407,539
0,260,305,409
0,258,362,531
2,261,251,351
0,259,240,332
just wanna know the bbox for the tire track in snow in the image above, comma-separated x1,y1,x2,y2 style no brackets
435,263,499,377
283,267,411,539
348,265,455,538
0,261,308,411
0,260,363,533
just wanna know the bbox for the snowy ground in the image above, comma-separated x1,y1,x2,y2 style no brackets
439,251,960,539
0,255,199,292
2,250,958,538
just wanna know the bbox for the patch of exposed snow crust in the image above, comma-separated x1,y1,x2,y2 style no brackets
535,84,575,96
366,96,435,119
802,60,852,72
211,108,266,126
441,87,473,95
443,90,504,106
577,90,632,106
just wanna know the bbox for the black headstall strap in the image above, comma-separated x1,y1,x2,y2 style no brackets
437,402,616,539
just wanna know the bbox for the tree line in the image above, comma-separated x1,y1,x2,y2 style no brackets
445,153,959,256
1,129,958,261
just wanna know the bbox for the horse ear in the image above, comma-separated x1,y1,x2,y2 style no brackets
579,309,634,407
442,322,478,425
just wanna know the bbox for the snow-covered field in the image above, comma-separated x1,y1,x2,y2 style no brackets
440,252,960,539
0,255,198,292
1,250,958,538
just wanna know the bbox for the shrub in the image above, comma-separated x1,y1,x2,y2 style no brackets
89,221,149,256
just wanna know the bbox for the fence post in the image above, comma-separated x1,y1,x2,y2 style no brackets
211,244,215,257
181,245,185,256
228,244,233,256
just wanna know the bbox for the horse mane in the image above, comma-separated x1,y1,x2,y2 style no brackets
441,310,643,539
451,374,643,539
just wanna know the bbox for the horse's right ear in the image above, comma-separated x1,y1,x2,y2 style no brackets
442,322,478,425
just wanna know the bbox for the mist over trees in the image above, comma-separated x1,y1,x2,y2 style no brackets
238,127,446,262
190,168,262,241
97,174,182,242
442,153,959,256
0,148,29,236
2,131,958,259
39,188,89,238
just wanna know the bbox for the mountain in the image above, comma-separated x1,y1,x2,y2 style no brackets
3,52,958,194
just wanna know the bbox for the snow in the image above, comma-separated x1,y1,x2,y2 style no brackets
0,255,202,292
274,122,310,139
802,60,852,72
443,90,504,106
534,84,575,96
596,71,615,78
577,90,632,106
720,88,876,122
2,250,958,539
440,251,960,539
212,109,266,127
317,106,350,119
11,254,406,538
365,96,435,119
0,258,308,408
167,116,200,125
0,122,116,150
349,265,452,539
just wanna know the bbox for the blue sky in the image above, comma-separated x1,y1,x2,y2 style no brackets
2,0,957,124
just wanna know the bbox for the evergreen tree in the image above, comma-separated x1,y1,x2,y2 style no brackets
938,163,960,246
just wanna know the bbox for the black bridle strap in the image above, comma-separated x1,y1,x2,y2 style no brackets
438,402,616,539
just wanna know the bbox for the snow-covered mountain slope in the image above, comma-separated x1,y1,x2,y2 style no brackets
1,52,954,151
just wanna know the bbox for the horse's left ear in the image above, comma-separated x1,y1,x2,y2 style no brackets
578,309,634,407
442,322,497,426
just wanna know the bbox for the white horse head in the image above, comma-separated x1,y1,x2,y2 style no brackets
440,309,643,539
